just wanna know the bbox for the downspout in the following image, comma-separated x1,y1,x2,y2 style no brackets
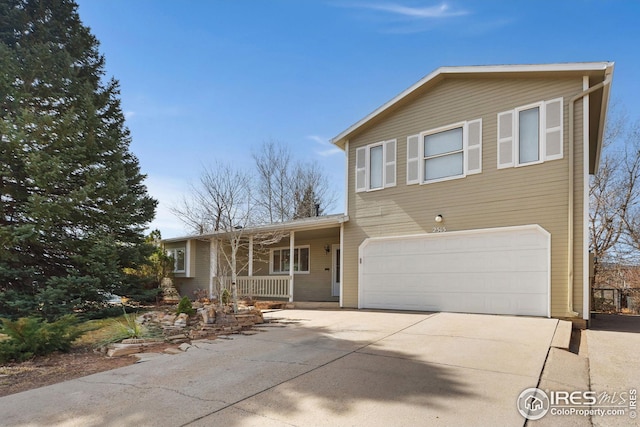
567,73,612,317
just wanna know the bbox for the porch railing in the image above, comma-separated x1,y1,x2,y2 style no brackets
220,276,291,299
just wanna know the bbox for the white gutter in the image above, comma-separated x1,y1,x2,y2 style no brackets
567,69,613,317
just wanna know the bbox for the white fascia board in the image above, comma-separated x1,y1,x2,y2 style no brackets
162,214,350,243
331,62,614,149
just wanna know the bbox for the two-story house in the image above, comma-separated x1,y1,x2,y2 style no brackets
164,62,613,325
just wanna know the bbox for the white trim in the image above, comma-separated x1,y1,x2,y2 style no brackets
499,98,565,170
269,244,310,275
422,122,465,184
384,139,397,187
248,235,254,277
497,110,515,169
163,214,349,243
331,243,340,297
344,141,349,216
357,139,398,192
289,232,295,302
583,75,590,320
332,62,613,148
359,223,550,245
185,240,191,277
209,239,218,299
466,118,483,175
358,224,551,317
406,134,421,185
514,101,545,167
544,97,564,161
358,243,363,309
367,141,384,191
339,223,344,308
167,247,186,273
419,120,482,184
355,146,366,193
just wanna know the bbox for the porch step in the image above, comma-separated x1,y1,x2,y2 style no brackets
290,302,340,309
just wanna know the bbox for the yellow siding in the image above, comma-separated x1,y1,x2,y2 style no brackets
343,76,587,318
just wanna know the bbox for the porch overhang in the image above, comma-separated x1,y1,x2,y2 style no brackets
162,213,349,243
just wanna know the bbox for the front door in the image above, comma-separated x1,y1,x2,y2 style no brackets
332,244,340,297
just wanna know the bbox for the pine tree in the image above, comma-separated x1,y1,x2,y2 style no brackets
0,0,157,320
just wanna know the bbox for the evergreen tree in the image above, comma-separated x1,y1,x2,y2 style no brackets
0,0,157,320
293,184,321,219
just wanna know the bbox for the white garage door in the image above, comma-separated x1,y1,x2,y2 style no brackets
358,225,550,317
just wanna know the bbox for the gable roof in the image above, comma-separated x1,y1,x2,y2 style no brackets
331,62,614,173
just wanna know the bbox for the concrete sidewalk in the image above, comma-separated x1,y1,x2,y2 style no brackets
587,315,640,427
0,310,561,427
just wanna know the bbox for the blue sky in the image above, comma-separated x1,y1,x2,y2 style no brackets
75,0,640,238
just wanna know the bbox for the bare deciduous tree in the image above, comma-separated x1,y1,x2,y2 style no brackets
253,140,337,222
253,140,292,223
171,162,284,312
171,162,252,311
590,112,640,291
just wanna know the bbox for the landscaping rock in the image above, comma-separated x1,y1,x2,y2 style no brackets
178,343,192,352
107,344,144,358
174,313,189,327
160,277,181,304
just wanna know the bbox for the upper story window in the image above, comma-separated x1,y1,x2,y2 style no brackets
167,248,185,273
270,246,310,274
424,126,464,181
355,140,396,192
407,119,482,185
497,98,563,169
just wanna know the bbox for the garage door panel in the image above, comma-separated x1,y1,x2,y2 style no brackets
359,225,550,317
362,271,548,293
363,291,547,316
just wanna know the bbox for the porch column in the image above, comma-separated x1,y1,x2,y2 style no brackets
209,238,218,300
248,235,254,277
289,231,295,302
248,235,254,298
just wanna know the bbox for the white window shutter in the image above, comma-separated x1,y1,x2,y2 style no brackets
355,146,366,192
544,98,563,161
406,134,420,185
384,139,396,187
466,119,482,175
497,111,515,169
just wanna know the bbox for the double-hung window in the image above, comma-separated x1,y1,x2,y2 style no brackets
518,106,541,164
424,126,464,181
497,98,563,169
167,248,185,273
407,119,482,185
355,140,396,192
271,246,310,274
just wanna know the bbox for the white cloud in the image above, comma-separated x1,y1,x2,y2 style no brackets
361,2,469,19
124,111,136,119
308,135,343,157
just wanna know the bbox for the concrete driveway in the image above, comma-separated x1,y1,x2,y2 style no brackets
587,314,640,427
0,310,562,427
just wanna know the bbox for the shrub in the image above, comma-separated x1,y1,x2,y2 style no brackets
221,289,231,305
0,315,83,363
176,296,195,316
116,307,145,339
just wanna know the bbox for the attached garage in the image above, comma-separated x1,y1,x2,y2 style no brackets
358,225,550,317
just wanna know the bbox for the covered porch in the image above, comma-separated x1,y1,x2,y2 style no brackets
212,214,346,304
